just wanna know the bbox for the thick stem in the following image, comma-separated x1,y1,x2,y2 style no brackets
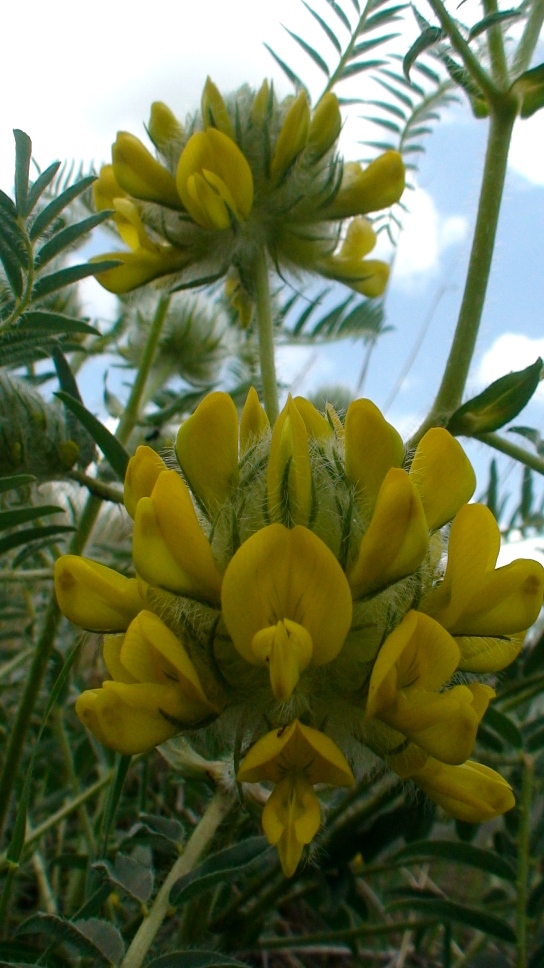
115,293,171,446
120,788,235,968
253,247,279,423
409,104,517,446
516,754,533,968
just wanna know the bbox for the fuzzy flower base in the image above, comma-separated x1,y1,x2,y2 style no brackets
54,390,544,877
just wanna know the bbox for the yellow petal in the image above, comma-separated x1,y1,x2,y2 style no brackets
345,399,404,510
326,151,405,218
93,164,127,211
120,610,215,713
124,445,168,518
92,245,189,294
240,386,270,454
456,631,525,673
132,471,222,603
251,79,271,128
340,217,378,259
251,619,313,701
366,611,460,720
102,634,137,684
176,129,254,227
262,774,321,878
293,396,333,441
420,503,544,635
348,469,429,598
409,428,476,531
148,101,184,151
307,92,342,159
222,524,352,668
112,131,181,207
237,720,355,788
270,90,310,182
387,684,493,765
54,556,145,631
411,757,515,822
267,396,313,526
175,392,239,515
186,170,231,229
201,76,235,139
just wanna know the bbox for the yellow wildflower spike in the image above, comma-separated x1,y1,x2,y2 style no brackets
262,774,321,877
93,164,127,211
419,503,544,635
456,631,525,673
124,445,168,518
237,720,354,788
176,129,254,229
201,76,235,139
326,151,405,218
267,396,313,526
270,90,310,182
251,619,313,700
344,398,404,510
240,386,270,454
307,92,342,159
222,524,352,698
91,245,189,294
132,470,222,604
409,428,476,531
175,392,239,515
408,757,515,822
293,396,333,441
112,132,181,208
54,556,145,632
251,79,271,127
148,101,184,151
348,469,428,599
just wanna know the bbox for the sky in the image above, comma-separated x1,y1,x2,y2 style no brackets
1,0,543,537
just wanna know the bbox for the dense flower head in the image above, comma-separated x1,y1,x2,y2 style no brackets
91,78,405,312
54,390,544,877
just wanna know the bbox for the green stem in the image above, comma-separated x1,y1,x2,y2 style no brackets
115,292,171,446
120,788,235,968
409,103,517,446
68,469,124,503
0,494,101,835
253,247,279,423
425,0,499,103
482,0,510,88
475,431,544,477
255,918,440,950
516,753,533,968
512,0,544,75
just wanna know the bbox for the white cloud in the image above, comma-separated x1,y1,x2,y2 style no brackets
377,186,468,287
508,114,544,186
477,333,544,399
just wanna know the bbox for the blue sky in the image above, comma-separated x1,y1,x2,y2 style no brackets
1,0,543,533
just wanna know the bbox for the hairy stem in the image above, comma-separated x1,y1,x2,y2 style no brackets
115,292,171,445
516,754,533,968
512,0,544,75
254,246,279,423
425,0,499,103
475,431,544,477
409,103,517,446
482,0,510,88
120,788,235,968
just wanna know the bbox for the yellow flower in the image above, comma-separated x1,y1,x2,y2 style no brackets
124,445,168,519
92,79,403,295
221,524,353,700
420,503,544,669
267,396,313,527
405,756,515,823
366,611,494,764
176,128,254,230
54,556,145,632
132,469,222,604
175,391,239,516
237,720,354,877
75,610,217,754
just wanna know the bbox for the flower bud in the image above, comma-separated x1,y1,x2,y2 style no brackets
148,101,184,150
112,132,181,207
307,93,342,159
270,90,310,182
201,77,235,139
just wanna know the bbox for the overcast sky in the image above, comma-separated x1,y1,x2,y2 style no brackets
1,0,543,530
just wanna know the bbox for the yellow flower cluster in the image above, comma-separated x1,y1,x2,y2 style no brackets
91,78,405,313
54,391,544,877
